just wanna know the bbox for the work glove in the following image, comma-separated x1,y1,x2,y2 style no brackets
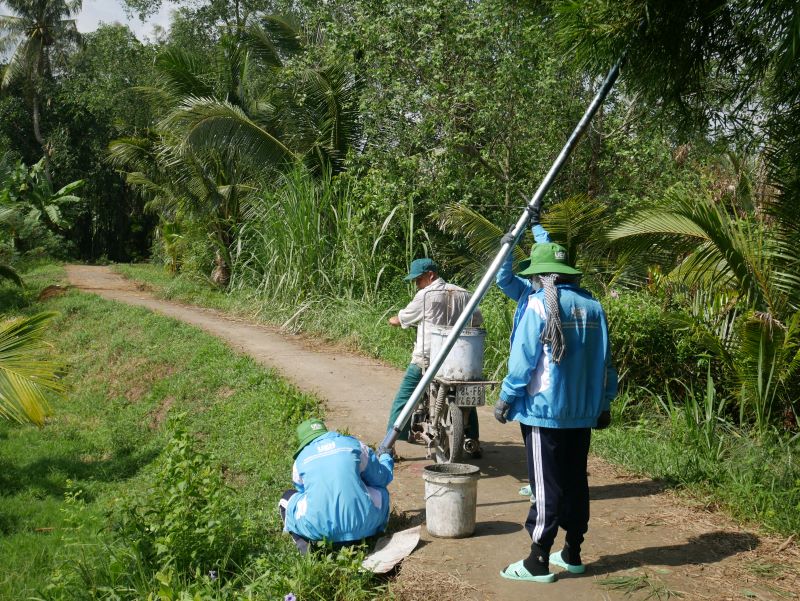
501,231,516,248
494,399,511,424
529,203,541,225
376,445,391,458
594,410,611,430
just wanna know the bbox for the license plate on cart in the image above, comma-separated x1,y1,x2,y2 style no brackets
455,384,485,407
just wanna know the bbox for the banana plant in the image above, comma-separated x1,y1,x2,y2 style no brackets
0,155,85,248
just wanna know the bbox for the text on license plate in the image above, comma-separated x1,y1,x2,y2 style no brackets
454,384,486,407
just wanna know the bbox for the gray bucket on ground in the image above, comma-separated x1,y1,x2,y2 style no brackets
422,463,480,538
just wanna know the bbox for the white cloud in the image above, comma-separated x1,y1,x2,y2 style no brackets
76,0,173,41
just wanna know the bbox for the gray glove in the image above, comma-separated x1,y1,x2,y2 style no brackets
529,203,541,225
376,445,391,458
501,231,516,247
494,399,511,424
594,410,611,430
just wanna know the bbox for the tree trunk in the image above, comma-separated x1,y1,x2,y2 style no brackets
210,249,230,288
31,87,52,185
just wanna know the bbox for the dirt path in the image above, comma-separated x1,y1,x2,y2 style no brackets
67,265,798,601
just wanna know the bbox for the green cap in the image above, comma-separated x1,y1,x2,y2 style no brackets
294,418,328,458
518,243,582,276
404,257,438,281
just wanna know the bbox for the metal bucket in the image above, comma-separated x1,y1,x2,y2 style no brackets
423,463,480,538
428,326,485,381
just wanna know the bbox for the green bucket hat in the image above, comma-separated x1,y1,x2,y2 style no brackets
404,257,438,281
518,243,582,276
294,418,328,458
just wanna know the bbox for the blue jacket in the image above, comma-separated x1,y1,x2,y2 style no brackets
284,431,394,542
496,224,551,347
500,285,617,428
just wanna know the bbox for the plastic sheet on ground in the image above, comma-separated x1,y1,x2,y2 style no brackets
361,526,421,573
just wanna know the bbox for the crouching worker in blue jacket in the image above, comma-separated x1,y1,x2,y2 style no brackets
496,242,617,583
279,418,394,554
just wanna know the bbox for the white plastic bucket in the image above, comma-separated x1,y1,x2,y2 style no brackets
428,326,486,381
423,463,480,538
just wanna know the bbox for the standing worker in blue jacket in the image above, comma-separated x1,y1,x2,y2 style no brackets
496,207,551,500
279,418,394,553
495,242,616,583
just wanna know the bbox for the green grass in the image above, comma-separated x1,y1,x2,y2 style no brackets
116,263,800,538
593,391,800,536
0,264,389,600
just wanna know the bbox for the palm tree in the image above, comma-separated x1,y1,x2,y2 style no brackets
110,16,359,286
608,184,800,429
0,0,82,181
438,195,613,283
0,311,63,427
165,16,361,177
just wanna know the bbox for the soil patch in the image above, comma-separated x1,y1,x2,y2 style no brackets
37,285,70,301
149,395,176,430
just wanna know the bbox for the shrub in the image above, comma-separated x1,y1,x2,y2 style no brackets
604,292,703,392
114,429,255,579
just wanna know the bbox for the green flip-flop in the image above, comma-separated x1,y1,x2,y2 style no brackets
499,560,555,583
549,550,586,574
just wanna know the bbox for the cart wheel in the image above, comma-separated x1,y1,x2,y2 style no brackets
434,402,464,463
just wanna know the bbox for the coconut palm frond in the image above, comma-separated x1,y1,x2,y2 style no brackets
154,47,216,99
609,189,780,313
438,202,512,282
542,195,609,264
256,14,304,56
1,34,40,88
0,312,63,427
166,96,296,166
107,137,157,171
242,21,284,68
736,310,793,428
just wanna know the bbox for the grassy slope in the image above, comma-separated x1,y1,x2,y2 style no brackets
114,264,800,538
0,265,376,599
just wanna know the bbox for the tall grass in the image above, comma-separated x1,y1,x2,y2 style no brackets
230,165,401,303
595,379,800,535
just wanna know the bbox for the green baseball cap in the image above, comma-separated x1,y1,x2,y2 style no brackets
294,418,328,458
404,257,438,281
518,243,582,276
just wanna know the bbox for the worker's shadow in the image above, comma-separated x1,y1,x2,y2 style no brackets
473,441,528,482
590,479,669,500
566,531,760,578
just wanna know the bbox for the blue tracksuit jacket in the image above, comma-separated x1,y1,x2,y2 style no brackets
496,224,551,347
284,431,394,542
500,285,617,428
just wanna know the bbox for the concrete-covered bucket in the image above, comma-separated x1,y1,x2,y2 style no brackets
423,463,480,538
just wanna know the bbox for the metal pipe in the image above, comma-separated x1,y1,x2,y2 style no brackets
379,54,625,453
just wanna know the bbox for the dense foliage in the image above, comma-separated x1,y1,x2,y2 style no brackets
1,0,795,428
1,0,799,594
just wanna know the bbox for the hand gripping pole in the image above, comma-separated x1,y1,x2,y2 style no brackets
379,54,625,454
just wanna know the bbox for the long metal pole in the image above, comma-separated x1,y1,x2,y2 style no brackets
379,54,625,453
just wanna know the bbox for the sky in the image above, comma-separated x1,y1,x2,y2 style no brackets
75,0,174,41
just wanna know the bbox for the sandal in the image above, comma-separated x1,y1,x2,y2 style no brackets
499,560,555,583
550,550,586,574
